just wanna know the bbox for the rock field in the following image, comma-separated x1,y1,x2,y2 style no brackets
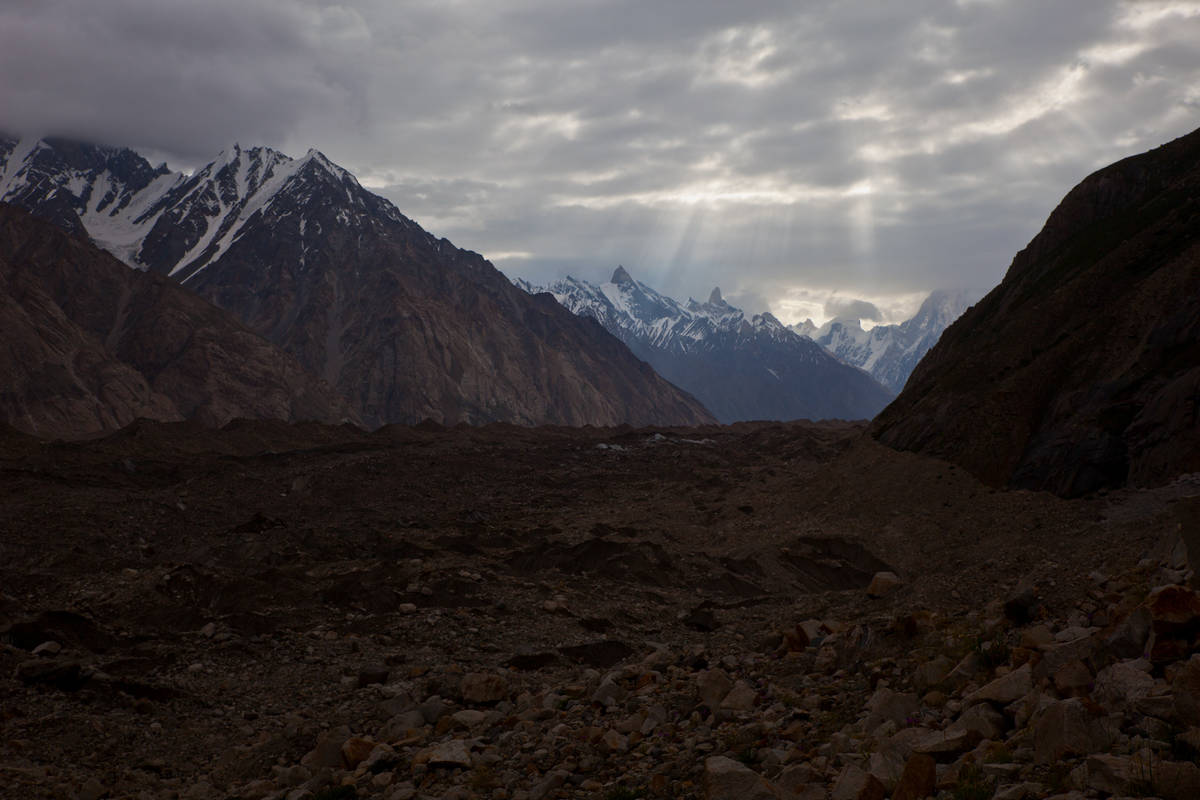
3,418,1200,800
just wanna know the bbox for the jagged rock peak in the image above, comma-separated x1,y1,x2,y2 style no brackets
708,286,723,305
611,265,633,285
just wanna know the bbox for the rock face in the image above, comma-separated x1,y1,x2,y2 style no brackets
872,126,1200,495
0,204,357,438
0,136,714,428
519,268,893,422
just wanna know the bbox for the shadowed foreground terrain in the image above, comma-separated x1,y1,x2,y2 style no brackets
3,419,1197,799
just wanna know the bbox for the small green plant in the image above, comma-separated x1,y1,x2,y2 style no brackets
951,763,994,800
974,635,1011,671
1129,751,1156,797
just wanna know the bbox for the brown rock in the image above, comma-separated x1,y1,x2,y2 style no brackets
1033,698,1115,764
911,727,979,758
341,736,376,769
1052,660,1094,698
357,664,390,688
719,680,758,712
1093,662,1154,713
965,662,1032,706
863,687,919,731
697,668,734,710
301,726,351,770
1173,653,1200,726
1105,605,1152,659
891,753,936,800
703,756,782,800
459,672,507,704
830,765,886,800
866,571,902,598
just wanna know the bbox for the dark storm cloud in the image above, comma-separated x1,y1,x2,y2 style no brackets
3,0,1199,322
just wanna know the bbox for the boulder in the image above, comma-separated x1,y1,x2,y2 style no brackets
719,680,758,712
459,672,507,704
1173,654,1200,726
1033,699,1115,764
703,756,782,800
1093,662,1155,713
830,765,886,800
890,753,936,800
697,669,734,710
965,663,1032,707
863,687,919,731
1105,606,1152,659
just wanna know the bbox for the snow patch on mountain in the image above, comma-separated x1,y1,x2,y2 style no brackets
792,288,982,393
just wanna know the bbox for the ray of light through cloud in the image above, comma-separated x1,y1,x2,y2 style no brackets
1,0,1198,324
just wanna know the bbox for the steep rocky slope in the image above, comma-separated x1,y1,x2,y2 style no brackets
520,268,893,422
873,127,1200,496
0,204,357,437
0,137,714,428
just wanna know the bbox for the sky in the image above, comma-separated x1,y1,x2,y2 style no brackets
2,0,1199,325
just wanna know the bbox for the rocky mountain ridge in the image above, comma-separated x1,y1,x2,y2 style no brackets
517,268,893,423
0,204,357,437
0,135,714,428
872,125,1200,496
792,290,981,394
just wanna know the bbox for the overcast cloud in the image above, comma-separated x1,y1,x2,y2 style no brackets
2,0,1199,324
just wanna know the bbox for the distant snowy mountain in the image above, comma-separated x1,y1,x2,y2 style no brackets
0,135,714,428
792,289,981,393
518,267,894,422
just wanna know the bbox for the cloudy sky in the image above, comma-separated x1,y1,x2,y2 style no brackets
2,0,1199,324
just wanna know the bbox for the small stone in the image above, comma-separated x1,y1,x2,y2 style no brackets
31,640,62,657
866,572,902,599
199,622,217,638
77,778,107,800
357,664,390,688
420,739,472,768
601,729,628,752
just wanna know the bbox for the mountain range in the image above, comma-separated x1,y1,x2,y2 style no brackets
790,289,981,394
0,135,713,431
517,267,894,423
